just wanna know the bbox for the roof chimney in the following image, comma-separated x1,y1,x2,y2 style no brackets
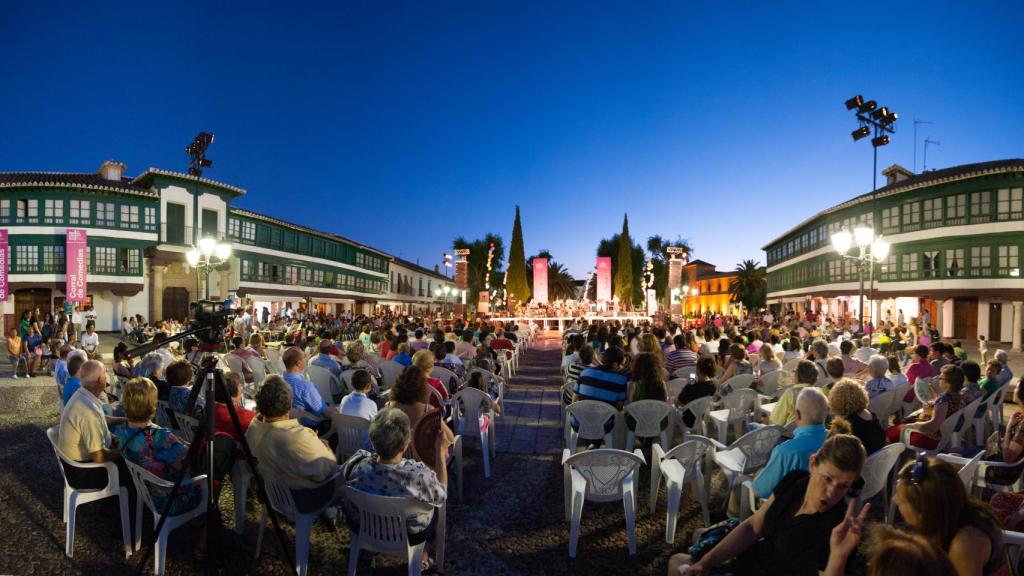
98,160,127,182
881,164,914,186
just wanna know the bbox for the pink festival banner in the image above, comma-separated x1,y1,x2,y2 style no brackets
596,256,612,302
66,228,88,302
532,258,548,304
0,230,7,301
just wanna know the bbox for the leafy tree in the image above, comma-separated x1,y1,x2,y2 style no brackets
505,206,531,305
614,214,635,308
526,249,577,301
451,233,505,306
646,235,693,300
729,259,768,310
596,232,645,306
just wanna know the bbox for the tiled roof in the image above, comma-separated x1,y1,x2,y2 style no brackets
0,172,157,197
131,168,246,197
761,158,1024,250
228,207,393,259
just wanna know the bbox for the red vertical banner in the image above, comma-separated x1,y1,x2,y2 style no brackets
596,256,612,302
0,230,7,301
66,228,88,302
533,258,548,304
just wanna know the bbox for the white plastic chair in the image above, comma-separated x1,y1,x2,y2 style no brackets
246,356,268,388
889,380,912,421
342,485,441,576
856,442,904,523
867,391,895,427
623,399,674,450
155,399,174,429
451,387,497,478
126,461,208,576
378,359,404,391
675,396,713,441
900,404,970,456
224,354,247,380
757,370,784,399
1004,529,1024,574
666,377,689,401
650,435,720,542
468,367,505,414
230,459,253,535
328,412,372,462
707,388,760,444
720,373,755,396
564,400,618,451
265,348,286,375
988,382,1011,437
430,366,462,393
712,425,784,514
173,413,198,444
255,475,337,576
561,447,646,557
46,426,132,559
306,364,340,406
782,358,801,372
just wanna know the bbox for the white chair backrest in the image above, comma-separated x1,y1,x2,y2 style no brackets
782,358,801,372
663,435,717,471
430,366,461,391
857,442,903,503
990,383,1010,410
563,448,645,503
155,399,173,428
889,380,912,414
305,365,338,406
262,475,300,520
246,356,268,385
667,378,689,400
722,374,755,394
958,450,985,489
378,360,404,390
758,370,784,397
451,387,492,435
724,388,759,420
671,367,697,380
342,486,436,554
339,370,361,395
623,400,674,438
678,396,713,430
328,412,371,460
174,413,198,443
868,391,895,424
730,425,784,475
46,425,113,480
566,400,619,441
224,354,246,377
1004,529,1024,574
915,376,936,404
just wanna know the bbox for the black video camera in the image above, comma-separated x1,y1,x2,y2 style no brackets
189,300,235,344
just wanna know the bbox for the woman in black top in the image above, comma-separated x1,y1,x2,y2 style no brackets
676,356,718,429
668,433,867,576
828,378,886,455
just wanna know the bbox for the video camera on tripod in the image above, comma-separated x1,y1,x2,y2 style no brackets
190,300,235,347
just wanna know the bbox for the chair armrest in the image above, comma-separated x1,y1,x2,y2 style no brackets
708,438,729,450
569,467,587,494
741,479,759,514
660,459,685,484
634,448,646,465
561,448,572,466
936,453,970,466
652,442,667,463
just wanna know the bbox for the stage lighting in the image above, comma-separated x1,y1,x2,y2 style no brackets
871,106,888,120
871,135,890,147
858,100,878,113
851,126,871,141
882,112,898,125
845,95,863,110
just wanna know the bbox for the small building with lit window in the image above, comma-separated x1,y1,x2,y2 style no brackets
762,159,1024,349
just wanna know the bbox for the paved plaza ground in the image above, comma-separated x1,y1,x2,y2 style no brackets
1,332,1022,575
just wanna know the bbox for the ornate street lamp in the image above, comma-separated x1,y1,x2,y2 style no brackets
831,226,890,331
187,237,232,300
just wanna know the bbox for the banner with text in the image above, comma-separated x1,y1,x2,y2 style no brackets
66,228,88,302
596,256,612,302
532,258,548,304
0,230,7,301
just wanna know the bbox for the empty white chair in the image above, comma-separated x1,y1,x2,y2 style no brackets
127,461,208,576
46,426,132,559
623,399,674,450
712,425,784,514
451,387,497,478
676,396,713,440
856,442,903,523
378,359,404,391
306,364,340,406
255,475,338,576
666,378,689,401
564,400,618,451
720,374,755,396
343,485,443,576
562,448,646,557
708,388,760,444
650,435,720,541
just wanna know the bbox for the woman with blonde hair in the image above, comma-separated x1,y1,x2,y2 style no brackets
757,345,782,375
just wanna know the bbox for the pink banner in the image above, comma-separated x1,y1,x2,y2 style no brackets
532,258,548,304
0,230,7,301
66,229,88,302
596,256,612,302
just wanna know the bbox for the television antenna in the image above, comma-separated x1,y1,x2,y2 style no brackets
913,119,934,173
923,137,941,172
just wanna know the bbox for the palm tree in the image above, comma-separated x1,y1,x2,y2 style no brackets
547,262,577,301
729,259,767,310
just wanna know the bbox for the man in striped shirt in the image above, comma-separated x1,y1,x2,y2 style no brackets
665,334,698,377
563,344,596,405
573,346,629,409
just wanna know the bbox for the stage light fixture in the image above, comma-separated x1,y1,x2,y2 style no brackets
851,126,871,141
858,100,878,113
871,106,888,120
882,112,898,125
845,95,863,110
871,135,890,147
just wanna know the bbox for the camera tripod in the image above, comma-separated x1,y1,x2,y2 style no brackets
126,325,296,575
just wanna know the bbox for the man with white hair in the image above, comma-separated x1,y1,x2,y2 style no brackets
855,335,877,364
751,387,830,498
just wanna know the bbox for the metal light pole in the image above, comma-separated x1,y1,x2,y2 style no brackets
845,95,898,191
831,227,890,333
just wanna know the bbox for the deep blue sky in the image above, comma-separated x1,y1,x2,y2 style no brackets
2,2,1022,278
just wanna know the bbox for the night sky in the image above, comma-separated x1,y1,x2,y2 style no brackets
2,1,1022,277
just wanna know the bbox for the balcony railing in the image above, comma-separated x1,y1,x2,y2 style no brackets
161,224,193,246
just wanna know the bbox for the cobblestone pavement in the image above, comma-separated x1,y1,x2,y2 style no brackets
5,332,1019,575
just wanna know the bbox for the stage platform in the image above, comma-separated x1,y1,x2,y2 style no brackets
489,315,652,331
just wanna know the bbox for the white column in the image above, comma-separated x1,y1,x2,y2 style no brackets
978,300,990,341
1013,301,1023,352
935,299,945,338
151,265,166,321
120,295,128,331
219,270,230,300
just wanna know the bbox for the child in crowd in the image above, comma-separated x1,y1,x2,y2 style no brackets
465,371,502,430
53,345,70,387
340,370,379,450
6,328,23,378
978,334,988,363
61,354,86,408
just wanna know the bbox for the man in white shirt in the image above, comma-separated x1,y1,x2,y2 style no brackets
339,370,378,450
855,336,878,364
81,323,101,360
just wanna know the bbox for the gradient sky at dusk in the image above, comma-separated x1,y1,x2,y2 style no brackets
2,2,1022,277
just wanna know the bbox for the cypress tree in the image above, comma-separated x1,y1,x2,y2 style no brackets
506,205,531,305
614,213,634,309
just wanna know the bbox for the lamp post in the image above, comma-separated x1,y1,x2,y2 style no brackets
831,226,890,332
186,237,232,300
434,285,453,316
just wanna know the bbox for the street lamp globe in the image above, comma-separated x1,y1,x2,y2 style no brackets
186,249,200,267
434,288,442,298
214,242,232,261
831,230,853,255
854,226,875,248
198,236,217,256
872,237,890,262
